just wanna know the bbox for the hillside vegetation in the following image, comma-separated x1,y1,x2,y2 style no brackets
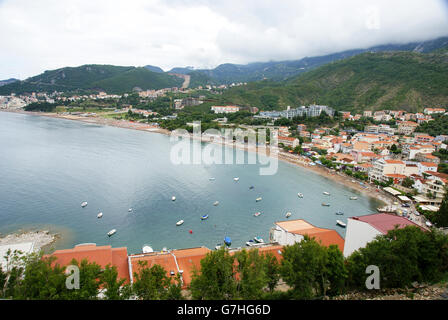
0,65,183,95
219,51,448,112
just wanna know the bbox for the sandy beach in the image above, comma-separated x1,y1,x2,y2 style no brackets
1,109,395,208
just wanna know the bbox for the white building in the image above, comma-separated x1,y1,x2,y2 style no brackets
211,105,240,114
343,213,423,257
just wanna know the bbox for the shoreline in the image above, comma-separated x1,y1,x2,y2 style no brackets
0,229,59,253
1,109,393,208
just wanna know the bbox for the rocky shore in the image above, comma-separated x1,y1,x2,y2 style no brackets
0,230,58,252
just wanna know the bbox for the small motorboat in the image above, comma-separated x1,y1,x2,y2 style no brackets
172,196,176,201
336,220,346,228
249,186,255,190
213,201,219,206
323,192,330,196
286,212,292,218
254,237,264,243
350,196,358,200
322,203,330,207
297,193,304,198
97,212,103,218
176,220,184,226
209,178,216,181
142,245,154,253
224,236,232,246
335,211,344,216
234,177,240,181
107,229,117,237
254,212,262,217
256,197,262,202
201,214,209,220
246,239,256,246
81,202,88,208
128,208,133,212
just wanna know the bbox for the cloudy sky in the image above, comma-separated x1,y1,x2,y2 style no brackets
0,0,448,79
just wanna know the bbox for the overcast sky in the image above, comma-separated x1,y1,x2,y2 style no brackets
0,0,447,79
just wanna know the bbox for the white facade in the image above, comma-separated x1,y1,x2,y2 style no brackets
269,225,304,245
343,218,382,257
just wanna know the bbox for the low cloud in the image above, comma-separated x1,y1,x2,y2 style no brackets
0,0,447,79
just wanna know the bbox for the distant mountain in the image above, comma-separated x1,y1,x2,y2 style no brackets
171,36,448,85
221,51,448,113
144,65,164,73
0,78,19,87
0,65,183,94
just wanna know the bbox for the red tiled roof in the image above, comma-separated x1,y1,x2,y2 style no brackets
353,213,424,234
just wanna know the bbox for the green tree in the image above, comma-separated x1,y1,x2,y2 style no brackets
189,247,237,300
100,265,132,300
262,252,280,293
234,249,268,299
65,259,102,300
433,188,448,227
132,262,182,300
402,177,415,189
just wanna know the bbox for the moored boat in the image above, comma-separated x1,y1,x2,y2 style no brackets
201,214,209,220
336,220,346,228
234,177,240,181
107,229,116,237
322,203,330,207
81,202,88,208
323,192,330,196
335,211,344,216
128,208,133,212
256,197,262,202
176,220,184,226
297,193,304,198
142,245,154,253
209,178,215,181
172,196,176,201
213,201,219,206
97,212,103,218
246,240,256,246
286,212,292,218
254,237,264,243
350,196,358,200
254,212,262,217
224,236,232,246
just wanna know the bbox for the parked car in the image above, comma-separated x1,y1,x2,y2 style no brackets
402,203,411,208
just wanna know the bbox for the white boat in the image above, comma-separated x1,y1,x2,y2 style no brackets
128,208,133,212
322,203,330,207
246,240,256,246
213,201,219,206
209,178,215,181
172,196,176,201
97,212,103,218
256,197,262,202
81,202,88,208
350,196,358,200
234,177,240,181
254,237,264,243
336,220,346,228
142,245,154,253
201,214,209,220
286,212,292,218
297,193,304,198
323,192,330,196
176,220,184,226
254,212,262,217
107,229,117,237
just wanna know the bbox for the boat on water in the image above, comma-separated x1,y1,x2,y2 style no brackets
201,214,209,220
213,201,219,206
297,193,304,198
142,245,154,253
249,186,255,190
209,178,216,181
323,192,330,196
81,202,88,208
97,212,103,218
172,196,176,201
254,212,262,217
234,177,240,181
176,220,184,226
254,237,264,243
224,236,232,246
286,212,292,218
336,220,346,228
107,229,117,237
246,240,256,246
256,197,262,202
322,203,330,207
335,211,344,216
350,196,358,200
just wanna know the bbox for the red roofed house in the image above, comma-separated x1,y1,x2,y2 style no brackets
418,162,438,175
278,136,300,148
343,213,425,257
269,219,345,252
48,243,130,283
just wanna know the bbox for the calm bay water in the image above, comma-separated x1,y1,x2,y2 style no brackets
0,112,381,254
